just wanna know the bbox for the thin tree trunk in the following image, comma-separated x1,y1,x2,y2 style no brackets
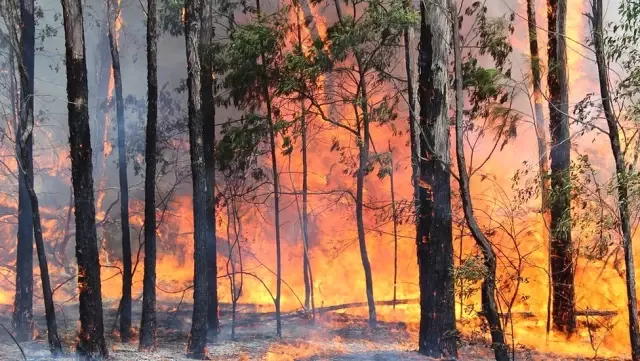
106,0,132,342
294,7,314,315
60,0,108,355
355,64,376,328
417,0,457,357
255,0,283,337
200,0,219,334
388,143,399,309
451,11,508,361
12,15,33,341
592,2,640,358
547,0,576,334
15,0,62,352
332,0,377,328
403,0,419,229
139,0,158,349
525,0,552,335
185,0,209,355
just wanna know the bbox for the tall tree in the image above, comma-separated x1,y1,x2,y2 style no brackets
547,0,576,334
106,0,132,342
184,0,209,354
403,0,419,229
525,0,552,334
139,0,158,349
255,0,284,336
417,0,457,356
9,0,34,341
331,0,377,328
451,6,508,360
591,1,640,358
60,0,109,355
199,0,219,334
8,0,64,352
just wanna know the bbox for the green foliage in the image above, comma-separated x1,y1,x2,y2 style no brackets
457,2,519,150
325,0,418,73
217,114,269,179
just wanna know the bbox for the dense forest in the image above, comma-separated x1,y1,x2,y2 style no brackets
0,0,639,359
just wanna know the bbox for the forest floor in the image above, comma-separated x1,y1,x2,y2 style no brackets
0,300,629,361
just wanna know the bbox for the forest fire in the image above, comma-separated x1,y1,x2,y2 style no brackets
0,0,639,359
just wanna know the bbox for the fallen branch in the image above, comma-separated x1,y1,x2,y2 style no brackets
0,323,26,360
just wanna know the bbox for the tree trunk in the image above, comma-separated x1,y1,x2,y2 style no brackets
591,2,640,358
139,0,158,349
301,98,313,315
255,0,283,338
451,11,509,361
185,0,209,355
15,0,63,352
355,64,377,329
13,23,33,342
294,3,314,314
403,0,419,229
389,143,399,309
332,0,377,329
417,0,457,357
547,0,576,335
526,0,552,334
199,0,219,335
106,0,132,342
60,0,109,355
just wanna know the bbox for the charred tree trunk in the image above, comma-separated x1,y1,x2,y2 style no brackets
185,0,209,355
547,0,576,335
526,0,552,334
451,11,508,361
15,0,63,353
60,0,109,355
139,0,158,349
592,2,640,358
13,16,33,342
200,0,219,335
106,0,132,342
417,0,457,357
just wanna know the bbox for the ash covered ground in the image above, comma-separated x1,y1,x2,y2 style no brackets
0,301,626,360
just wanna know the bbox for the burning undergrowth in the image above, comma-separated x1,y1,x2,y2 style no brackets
0,301,628,360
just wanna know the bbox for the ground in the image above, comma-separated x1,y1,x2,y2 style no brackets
0,301,628,360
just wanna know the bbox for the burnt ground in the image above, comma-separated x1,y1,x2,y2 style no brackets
0,300,629,361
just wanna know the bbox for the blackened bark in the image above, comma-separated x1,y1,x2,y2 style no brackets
16,0,63,352
139,0,158,350
591,2,640,358
60,0,109,355
417,0,457,357
547,0,576,335
200,0,219,334
451,11,508,361
185,0,209,355
106,0,132,342
10,24,35,342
